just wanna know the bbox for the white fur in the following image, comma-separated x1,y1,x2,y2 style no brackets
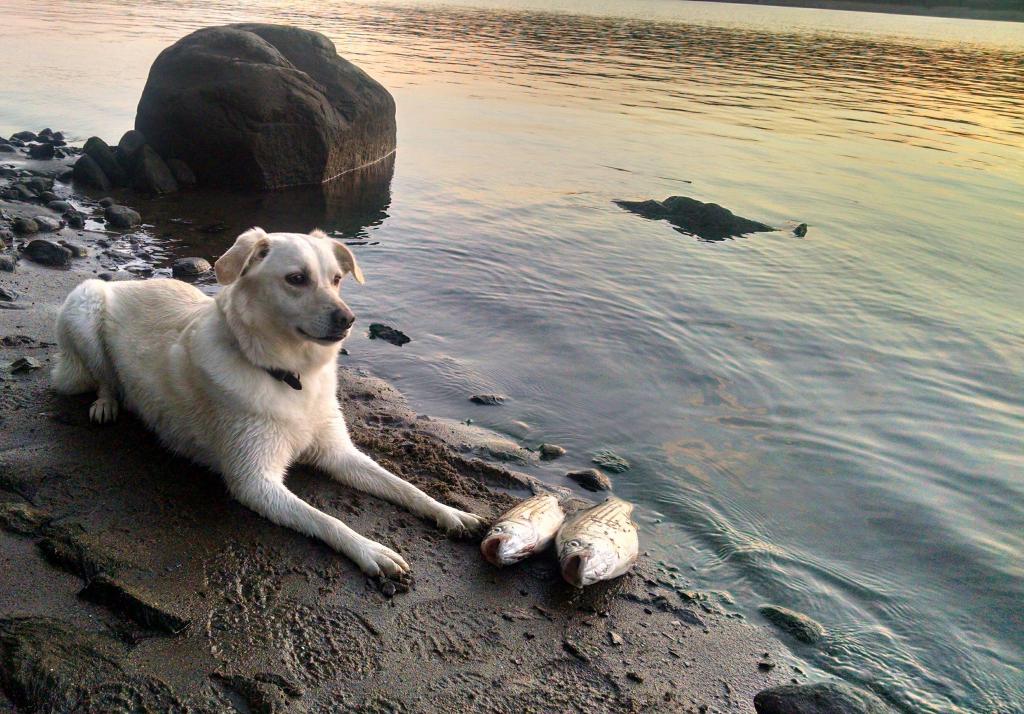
52,228,482,577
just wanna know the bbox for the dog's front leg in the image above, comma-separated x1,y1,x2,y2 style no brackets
220,441,409,577
312,420,484,537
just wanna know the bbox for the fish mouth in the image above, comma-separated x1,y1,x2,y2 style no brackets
561,553,589,588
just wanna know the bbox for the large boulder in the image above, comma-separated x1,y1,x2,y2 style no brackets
134,23,397,189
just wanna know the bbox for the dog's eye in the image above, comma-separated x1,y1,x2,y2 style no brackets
332,274,342,287
285,273,308,286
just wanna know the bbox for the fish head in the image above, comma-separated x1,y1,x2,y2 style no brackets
480,521,538,566
559,537,617,588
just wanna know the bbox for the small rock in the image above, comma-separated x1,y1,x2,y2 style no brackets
469,394,506,405
11,356,42,373
171,256,212,278
105,204,142,229
72,153,112,192
131,145,178,194
166,158,197,187
46,200,72,213
33,215,62,232
8,184,36,202
98,196,115,207
753,682,894,714
758,605,826,644
608,631,623,646
0,286,18,302
12,217,39,235
59,241,88,258
0,255,16,272
65,211,85,229
626,672,644,683
538,443,566,460
23,239,72,267
368,323,410,346
116,129,147,169
10,131,37,142
592,449,630,473
28,143,55,160
794,223,808,237
566,468,612,491
381,581,397,599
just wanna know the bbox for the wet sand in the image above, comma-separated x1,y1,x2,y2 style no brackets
0,160,799,712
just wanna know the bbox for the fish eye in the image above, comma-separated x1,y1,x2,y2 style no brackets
491,525,504,533
568,540,580,548
285,272,308,286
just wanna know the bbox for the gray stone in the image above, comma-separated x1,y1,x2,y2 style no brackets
538,443,566,460
758,605,827,644
0,255,16,272
10,356,42,373
59,241,88,258
131,145,178,194
83,136,128,186
12,217,38,235
10,130,37,141
754,682,894,714
135,23,396,188
0,285,17,301
72,154,111,192
33,215,61,233
27,143,54,160
171,256,211,278
65,211,85,229
0,143,15,153
22,239,72,267
104,204,141,229
566,468,612,492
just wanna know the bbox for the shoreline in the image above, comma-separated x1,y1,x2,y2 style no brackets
691,0,1024,22
0,150,806,711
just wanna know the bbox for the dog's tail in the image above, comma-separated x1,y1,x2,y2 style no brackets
51,279,114,395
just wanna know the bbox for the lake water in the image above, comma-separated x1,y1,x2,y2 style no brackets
2,1,1022,711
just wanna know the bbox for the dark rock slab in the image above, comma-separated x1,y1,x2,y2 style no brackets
615,195,775,241
368,323,410,346
72,153,112,192
104,204,141,229
166,158,197,187
22,239,72,267
0,617,186,712
754,682,895,714
37,524,128,580
27,143,54,160
131,145,178,195
79,574,191,634
135,23,397,189
566,468,612,492
759,605,826,644
83,136,128,186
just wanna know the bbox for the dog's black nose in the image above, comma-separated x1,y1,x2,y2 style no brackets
331,307,355,331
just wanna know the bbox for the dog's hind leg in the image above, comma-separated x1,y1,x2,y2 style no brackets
311,417,485,538
52,279,119,423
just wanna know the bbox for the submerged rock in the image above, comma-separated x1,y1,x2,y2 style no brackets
538,443,566,460
566,468,612,492
171,256,211,278
592,449,630,473
615,195,774,241
368,323,410,346
754,682,894,714
794,223,808,237
470,394,506,406
135,23,397,188
758,605,826,644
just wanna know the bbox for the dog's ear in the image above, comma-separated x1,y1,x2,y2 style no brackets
215,227,270,285
310,229,365,284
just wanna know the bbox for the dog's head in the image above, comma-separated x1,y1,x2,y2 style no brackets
214,227,365,348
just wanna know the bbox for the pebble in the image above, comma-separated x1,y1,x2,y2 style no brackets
566,468,612,492
104,204,141,229
171,256,212,278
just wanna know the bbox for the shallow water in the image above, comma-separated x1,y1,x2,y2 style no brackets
3,1,1023,711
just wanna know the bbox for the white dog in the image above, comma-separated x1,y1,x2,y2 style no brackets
51,227,483,577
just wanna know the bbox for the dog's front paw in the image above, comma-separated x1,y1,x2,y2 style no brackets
351,539,410,578
435,506,485,539
89,398,119,424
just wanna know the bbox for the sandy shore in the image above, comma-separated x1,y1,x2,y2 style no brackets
0,156,801,713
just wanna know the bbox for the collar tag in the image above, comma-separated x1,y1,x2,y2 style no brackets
266,367,302,390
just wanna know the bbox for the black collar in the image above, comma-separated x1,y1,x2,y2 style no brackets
265,367,302,390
